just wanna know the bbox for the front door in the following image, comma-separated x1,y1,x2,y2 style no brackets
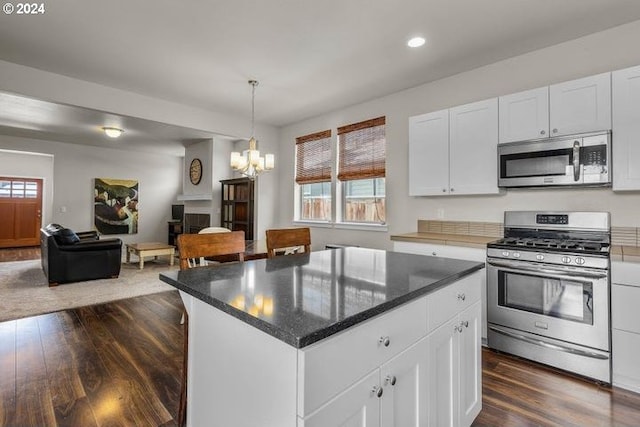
0,177,43,248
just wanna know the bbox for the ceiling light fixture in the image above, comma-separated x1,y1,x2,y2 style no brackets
230,80,275,179
407,36,426,48
102,127,124,138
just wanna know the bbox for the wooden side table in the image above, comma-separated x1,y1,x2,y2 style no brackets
126,242,175,269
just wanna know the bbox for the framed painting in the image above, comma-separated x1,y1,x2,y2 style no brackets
94,178,139,234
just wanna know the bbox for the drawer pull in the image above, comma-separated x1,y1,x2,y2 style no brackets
371,385,383,398
432,252,437,256
457,293,466,301
379,336,391,347
385,375,397,386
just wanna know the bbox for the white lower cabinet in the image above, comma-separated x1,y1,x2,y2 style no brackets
302,338,429,427
380,338,428,427
611,261,640,393
393,240,488,342
299,271,483,427
301,370,381,427
427,301,482,427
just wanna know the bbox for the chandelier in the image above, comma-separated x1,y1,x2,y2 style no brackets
230,80,275,179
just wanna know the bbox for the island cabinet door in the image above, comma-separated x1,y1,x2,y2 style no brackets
427,316,459,427
426,302,482,427
380,337,428,427
299,370,381,427
458,301,482,427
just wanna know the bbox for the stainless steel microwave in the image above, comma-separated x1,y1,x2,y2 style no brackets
497,131,611,188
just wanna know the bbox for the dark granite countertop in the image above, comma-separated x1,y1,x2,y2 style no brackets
159,247,484,349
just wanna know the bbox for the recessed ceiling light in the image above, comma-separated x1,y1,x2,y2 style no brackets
407,37,426,48
102,127,124,138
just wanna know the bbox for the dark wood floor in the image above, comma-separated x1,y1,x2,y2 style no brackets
0,291,184,427
1,289,639,426
0,246,40,262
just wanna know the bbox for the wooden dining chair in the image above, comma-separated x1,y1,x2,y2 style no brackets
175,230,245,427
265,227,311,259
177,230,245,269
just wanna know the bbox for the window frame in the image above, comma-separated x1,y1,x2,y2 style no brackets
293,117,388,231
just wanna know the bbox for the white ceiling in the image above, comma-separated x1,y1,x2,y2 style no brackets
2,0,640,148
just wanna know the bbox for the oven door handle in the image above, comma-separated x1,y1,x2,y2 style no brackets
487,259,608,280
489,326,609,360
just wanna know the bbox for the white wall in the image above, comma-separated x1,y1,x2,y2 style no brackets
0,60,283,237
276,20,640,250
0,135,182,246
0,149,54,225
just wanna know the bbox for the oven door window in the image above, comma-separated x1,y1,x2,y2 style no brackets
500,148,574,179
497,271,593,325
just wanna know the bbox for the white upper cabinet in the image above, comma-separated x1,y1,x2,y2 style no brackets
449,98,500,195
498,73,612,144
549,72,611,136
409,110,449,196
409,99,500,196
499,86,549,143
612,65,640,191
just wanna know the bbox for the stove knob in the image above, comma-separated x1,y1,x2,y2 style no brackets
575,257,586,265
513,252,521,258
502,251,510,257
536,253,545,261
561,256,572,264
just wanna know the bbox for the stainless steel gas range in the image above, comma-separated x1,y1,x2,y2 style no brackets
486,211,611,383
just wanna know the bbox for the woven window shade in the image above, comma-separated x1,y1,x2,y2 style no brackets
295,130,332,184
337,116,386,181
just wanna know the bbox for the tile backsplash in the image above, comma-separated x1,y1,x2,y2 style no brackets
418,220,503,238
418,221,639,247
612,226,639,247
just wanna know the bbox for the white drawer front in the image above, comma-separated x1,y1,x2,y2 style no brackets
613,329,640,393
612,284,640,333
427,271,482,332
612,261,640,287
297,296,427,417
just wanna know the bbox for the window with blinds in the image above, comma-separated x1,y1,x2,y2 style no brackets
337,116,386,181
337,117,386,224
296,130,332,221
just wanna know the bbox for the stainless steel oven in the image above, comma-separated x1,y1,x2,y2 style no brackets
497,131,611,188
486,211,611,383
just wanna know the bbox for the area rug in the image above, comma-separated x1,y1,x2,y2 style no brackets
0,260,178,322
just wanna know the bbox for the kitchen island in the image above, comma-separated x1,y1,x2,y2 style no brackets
160,247,484,427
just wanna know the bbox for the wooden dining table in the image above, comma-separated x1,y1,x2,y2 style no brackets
206,239,267,263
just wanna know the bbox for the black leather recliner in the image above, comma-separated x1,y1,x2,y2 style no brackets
40,224,123,286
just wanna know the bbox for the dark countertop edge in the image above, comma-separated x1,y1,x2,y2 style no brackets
160,262,485,349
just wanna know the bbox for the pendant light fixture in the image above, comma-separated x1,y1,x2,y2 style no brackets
230,80,275,179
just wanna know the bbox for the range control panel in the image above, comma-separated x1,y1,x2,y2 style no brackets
536,214,569,225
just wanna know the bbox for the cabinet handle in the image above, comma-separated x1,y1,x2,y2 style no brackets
457,293,466,301
371,385,384,398
450,188,455,192
431,252,437,256
379,336,391,347
454,324,462,333
442,189,447,193
385,375,397,386
552,128,558,133
460,320,469,329
540,130,546,135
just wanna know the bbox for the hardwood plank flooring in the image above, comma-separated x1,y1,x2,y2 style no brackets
0,247,40,262
473,350,640,427
0,291,183,427
1,290,639,426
